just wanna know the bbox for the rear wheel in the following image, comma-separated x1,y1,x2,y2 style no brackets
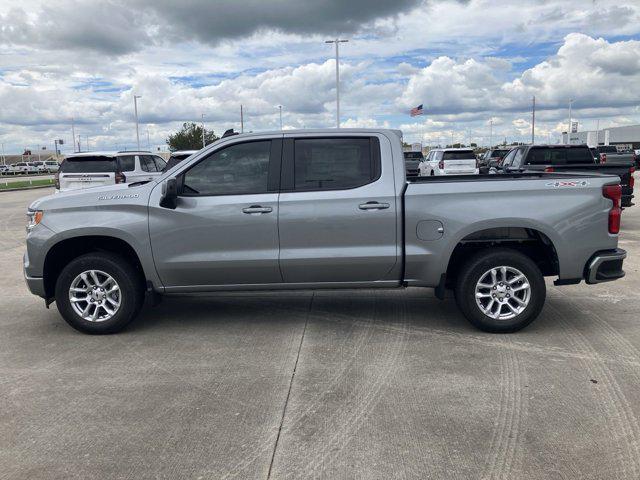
55,253,144,334
454,248,545,333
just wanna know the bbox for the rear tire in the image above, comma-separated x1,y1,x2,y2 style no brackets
454,248,546,333
54,253,144,334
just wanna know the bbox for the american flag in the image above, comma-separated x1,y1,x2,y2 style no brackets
410,104,424,117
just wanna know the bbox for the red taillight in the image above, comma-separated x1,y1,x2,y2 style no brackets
600,153,607,164
54,172,60,189
544,166,554,173
630,167,636,189
115,172,127,184
603,184,622,234
438,160,444,169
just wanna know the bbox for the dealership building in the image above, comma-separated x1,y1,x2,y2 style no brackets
563,124,640,150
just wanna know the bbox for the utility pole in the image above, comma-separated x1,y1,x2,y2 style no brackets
325,38,349,128
133,95,142,150
201,114,206,148
531,95,536,144
146,128,151,150
2,143,6,165
568,99,574,144
596,119,600,146
489,119,493,147
278,105,283,130
71,118,76,153
240,105,244,133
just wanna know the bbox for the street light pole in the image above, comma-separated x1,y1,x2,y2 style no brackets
71,118,76,153
201,114,206,148
489,119,493,147
278,105,283,130
325,39,348,128
531,95,536,144
133,95,142,150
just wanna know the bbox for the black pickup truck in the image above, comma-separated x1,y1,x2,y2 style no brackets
497,144,635,207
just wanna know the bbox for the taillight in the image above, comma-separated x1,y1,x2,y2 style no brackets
54,172,60,189
438,160,444,169
600,153,607,164
630,167,636,189
115,172,127,184
603,184,622,234
544,167,554,173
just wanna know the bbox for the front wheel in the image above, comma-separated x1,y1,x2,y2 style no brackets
55,253,144,334
454,248,546,333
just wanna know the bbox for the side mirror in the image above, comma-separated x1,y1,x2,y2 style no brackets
160,177,178,209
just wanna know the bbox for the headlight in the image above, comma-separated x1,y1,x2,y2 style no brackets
26,209,43,232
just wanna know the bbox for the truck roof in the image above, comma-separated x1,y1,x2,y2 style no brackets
226,128,403,138
65,150,153,158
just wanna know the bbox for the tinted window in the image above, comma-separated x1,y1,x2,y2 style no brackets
183,141,271,196
501,149,517,167
60,157,116,173
443,151,475,160
527,147,592,165
598,146,617,153
403,152,424,160
293,138,375,191
140,155,158,172
489,149,510,158
118,155,135,172
153,156,167,171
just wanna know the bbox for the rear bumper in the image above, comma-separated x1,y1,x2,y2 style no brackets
585,248,626,284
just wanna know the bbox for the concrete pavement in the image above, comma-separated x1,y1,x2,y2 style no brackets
1,187,640,479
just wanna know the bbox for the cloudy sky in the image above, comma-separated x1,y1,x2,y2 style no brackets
1,0,639,153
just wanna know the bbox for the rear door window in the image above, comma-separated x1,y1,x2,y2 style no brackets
118,155,135,172
292,137,379,191
153,156,167,171
60,157,117,173
140,155,158,172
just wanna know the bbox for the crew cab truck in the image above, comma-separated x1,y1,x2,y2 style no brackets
24,129,627,334
497,144,635,207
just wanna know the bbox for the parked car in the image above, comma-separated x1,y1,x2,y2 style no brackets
0,164,9,175
55,151,167,192
594,145,636,166
25,129,627,335
164,150,198,171
480,148,511,173
12,162,36,174
495,144,635,207
44,160,60,173
403,151,423,177
30,161,48,173
420,148,479,176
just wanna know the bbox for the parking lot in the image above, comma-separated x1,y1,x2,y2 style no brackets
1,187,640,479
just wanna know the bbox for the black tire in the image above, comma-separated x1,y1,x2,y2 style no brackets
54,253,144,334
454,248,546,333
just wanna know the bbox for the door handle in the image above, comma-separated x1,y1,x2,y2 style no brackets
359,201,390,210
242,205,273,214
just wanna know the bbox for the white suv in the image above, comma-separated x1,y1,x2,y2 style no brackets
420,148,479,176
56,151,167,192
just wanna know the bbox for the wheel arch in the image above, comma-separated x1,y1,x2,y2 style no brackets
43,235,147,300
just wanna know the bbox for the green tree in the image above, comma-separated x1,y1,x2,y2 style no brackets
166,122,219,151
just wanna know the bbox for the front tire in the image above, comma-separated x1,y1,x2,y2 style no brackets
454,248,546,333
55,253,144,334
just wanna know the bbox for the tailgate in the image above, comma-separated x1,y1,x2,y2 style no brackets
59,172,115,191
444,158,476,173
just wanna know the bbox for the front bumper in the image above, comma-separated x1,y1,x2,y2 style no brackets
23,251,46,298
585,248,627,284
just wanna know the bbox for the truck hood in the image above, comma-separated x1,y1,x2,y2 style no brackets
29,182,154,211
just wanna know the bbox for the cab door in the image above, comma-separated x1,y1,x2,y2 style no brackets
148,137,283,289
277,134,398,284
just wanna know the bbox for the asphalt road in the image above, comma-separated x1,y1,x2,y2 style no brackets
1,187,640,479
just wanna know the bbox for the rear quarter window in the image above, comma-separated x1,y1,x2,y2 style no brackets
60,157,117,173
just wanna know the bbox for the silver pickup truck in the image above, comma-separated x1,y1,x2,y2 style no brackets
24,129,627,334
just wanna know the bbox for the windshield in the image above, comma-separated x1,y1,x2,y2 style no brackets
60,156,117,173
